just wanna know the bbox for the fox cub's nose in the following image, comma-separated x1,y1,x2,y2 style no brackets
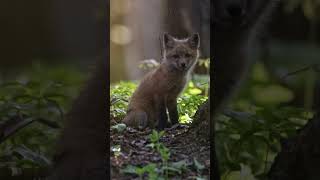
226,3,245,18
180,62,186,68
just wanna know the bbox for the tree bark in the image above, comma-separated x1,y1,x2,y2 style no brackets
191,99,210,139
165,0,210,58
190,98,220,180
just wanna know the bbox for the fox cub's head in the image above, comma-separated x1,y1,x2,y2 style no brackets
162,33,200,72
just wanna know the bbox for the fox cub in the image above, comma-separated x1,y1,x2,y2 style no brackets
123,33,200,130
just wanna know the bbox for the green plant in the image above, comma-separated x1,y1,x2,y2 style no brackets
0,63,84,173
178,81,208,123
110,81,137,120
215,63,314,179
122,130,190,179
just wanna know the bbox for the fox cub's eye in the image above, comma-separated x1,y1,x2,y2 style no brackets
185,54,191,58
172,54,180,59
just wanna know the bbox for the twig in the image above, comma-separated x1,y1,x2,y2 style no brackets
281,64,319,80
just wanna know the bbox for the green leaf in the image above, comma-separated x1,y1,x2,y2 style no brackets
239,164,256,180
111,123,127,133
13,145,51,166
122,165,138,174
135,167,145,176
188,88,202,95
111,145,121,157
171,160,188,170
149,130,160,143
193,158,205,171
161,166,181,174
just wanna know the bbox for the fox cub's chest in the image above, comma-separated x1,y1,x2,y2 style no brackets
166,77,186,95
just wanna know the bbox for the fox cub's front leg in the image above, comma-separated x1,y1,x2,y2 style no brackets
156,97,168,130
167,99,179,125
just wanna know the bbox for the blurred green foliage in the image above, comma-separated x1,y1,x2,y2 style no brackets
284,0,320,20
0,63,85,172
216,63,313,180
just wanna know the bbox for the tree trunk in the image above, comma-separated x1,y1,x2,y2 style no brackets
191,99,210,139
190,98,220,180
124,0,165,80
165,0,210,58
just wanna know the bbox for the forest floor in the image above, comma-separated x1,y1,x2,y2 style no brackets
110,120,210,180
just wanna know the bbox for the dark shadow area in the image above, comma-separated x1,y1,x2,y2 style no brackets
0,0,109,179
213,0,320,179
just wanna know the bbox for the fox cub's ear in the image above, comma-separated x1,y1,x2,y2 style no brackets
163,33,175,49
188,33,200,49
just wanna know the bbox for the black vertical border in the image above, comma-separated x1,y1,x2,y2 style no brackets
105,0,110,179
210,0,213,178
210,1,220,180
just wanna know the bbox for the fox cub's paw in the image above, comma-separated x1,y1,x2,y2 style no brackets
123,111,148,130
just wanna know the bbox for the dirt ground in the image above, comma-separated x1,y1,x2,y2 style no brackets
110,121,210,180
